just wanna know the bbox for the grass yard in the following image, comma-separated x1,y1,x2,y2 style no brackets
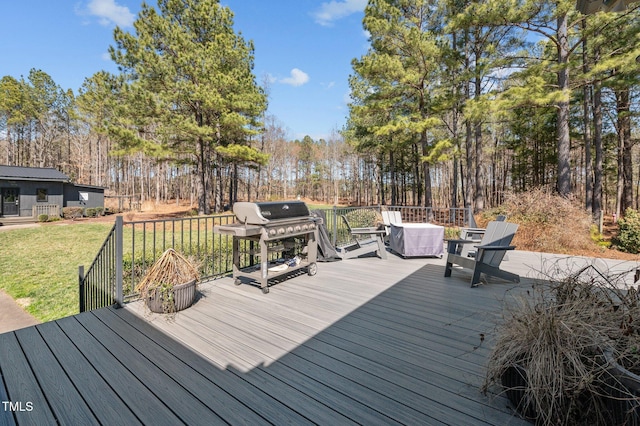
0,222,114,322
0,203,338,324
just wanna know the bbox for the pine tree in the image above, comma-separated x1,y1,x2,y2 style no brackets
109,0,266,213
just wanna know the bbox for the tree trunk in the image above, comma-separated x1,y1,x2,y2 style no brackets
421,133,432,208
582,26,593,212
196,138,207,214
474,68,484,211
592,51,603,219
463,28,473,209
390,149,397,205
616,87,633,213
556,13,572,197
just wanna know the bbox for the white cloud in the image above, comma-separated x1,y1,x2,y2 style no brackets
312,0,367,26
280,68,309,87
85,0,135,27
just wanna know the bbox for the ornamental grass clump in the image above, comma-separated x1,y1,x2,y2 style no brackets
484,263,640,425
136,248,200,315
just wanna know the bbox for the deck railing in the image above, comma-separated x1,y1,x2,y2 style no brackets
79,205,474,312
79,216,123,312
32,204,61,218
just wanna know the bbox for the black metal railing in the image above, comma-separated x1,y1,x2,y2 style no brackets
79,205,474,312
122,214,237,301
79,216,123,312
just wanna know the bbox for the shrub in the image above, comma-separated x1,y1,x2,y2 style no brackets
444,227,460,240
62,207,83,219
613,208,640,254
37,214,49,222
590,224,611,249
490,188,594,254
343,208,382,228
85,208,97,218
95,207,104,216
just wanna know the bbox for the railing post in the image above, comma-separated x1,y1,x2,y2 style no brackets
78,265,85,313
467,206,477,228
115,215,123,308
332,205,338,246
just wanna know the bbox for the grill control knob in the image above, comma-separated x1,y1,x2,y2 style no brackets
287,226,294,233
294,225,301,232
278,228,286,235
309,223,315,229
302,224,308,230
269,229,276,237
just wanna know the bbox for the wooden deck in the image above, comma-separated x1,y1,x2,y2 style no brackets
2,251,637,425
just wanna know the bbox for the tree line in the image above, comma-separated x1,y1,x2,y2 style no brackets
347,0,639,218
1,0,639,216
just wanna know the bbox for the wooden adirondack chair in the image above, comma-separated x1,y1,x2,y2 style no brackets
444,220,519,287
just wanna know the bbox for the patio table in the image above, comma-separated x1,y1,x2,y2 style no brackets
389,223,444,257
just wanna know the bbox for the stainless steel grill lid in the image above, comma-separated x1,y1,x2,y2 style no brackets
233,201,311,224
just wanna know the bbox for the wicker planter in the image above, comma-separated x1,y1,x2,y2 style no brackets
501,365,537,421
502,358,640,425
603,352,640,426
146,279,197,313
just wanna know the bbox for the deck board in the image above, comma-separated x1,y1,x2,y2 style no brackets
55,315,183,425
74,312,224,426
0,333,55,425
34,321,141,425
110,308,316,425
14,327,99,425
5,251,619,425
91,308,270,426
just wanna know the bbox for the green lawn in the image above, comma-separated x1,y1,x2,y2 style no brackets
0,222,114,322
0,204,344,323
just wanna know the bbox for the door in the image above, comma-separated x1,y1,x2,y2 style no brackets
2,188,19,216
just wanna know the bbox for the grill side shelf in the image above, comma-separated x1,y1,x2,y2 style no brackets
214,223,261,237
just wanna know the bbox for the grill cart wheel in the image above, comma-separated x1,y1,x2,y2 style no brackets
308,262,317,276
234,278,241,286
262,286,270,294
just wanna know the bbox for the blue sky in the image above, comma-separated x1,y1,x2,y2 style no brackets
0,0,370,140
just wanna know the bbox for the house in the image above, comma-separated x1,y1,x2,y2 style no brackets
0,165,104,218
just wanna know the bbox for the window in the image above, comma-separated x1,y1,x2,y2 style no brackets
36,188,48,202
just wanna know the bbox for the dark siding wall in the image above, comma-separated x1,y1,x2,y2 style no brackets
1,180,105,217
63,184,105,210
0,180,64,217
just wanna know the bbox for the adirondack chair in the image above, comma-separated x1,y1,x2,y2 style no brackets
444,220,519,287
336,215,387,259
459,214,507,258
381,210,402,242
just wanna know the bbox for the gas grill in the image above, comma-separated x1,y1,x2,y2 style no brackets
214,201,319,293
